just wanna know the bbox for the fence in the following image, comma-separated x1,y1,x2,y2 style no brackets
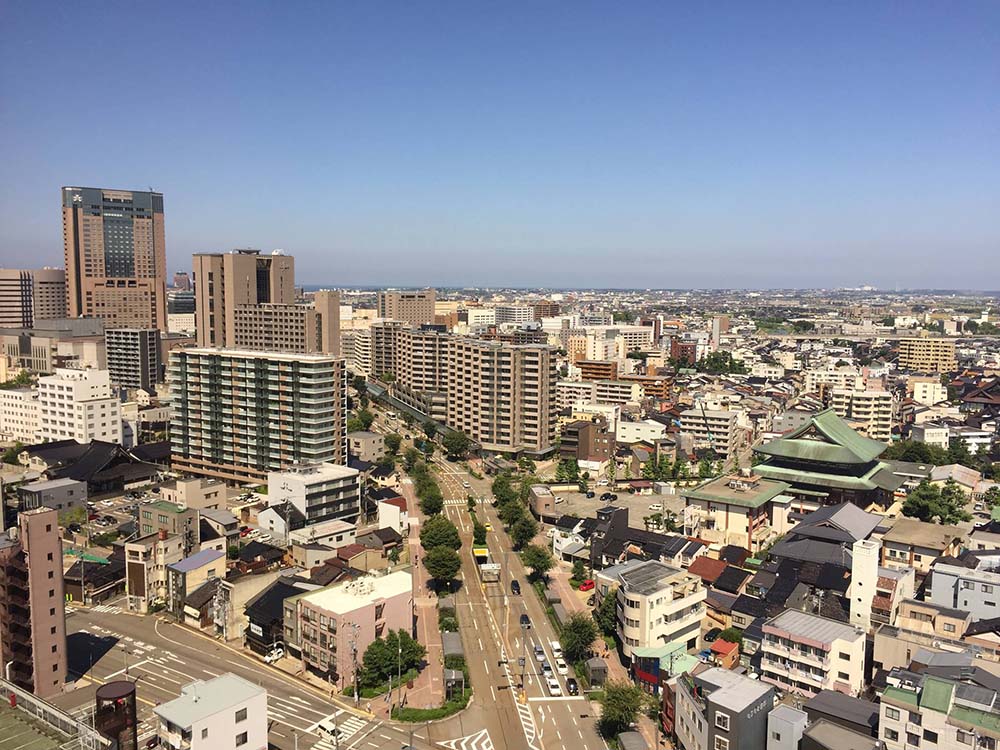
0,676,111,749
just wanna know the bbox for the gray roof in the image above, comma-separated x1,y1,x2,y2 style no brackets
764,609,864,646
695,667,773,712
619,560,688,596
794,503,882,544
168,548,225,573
441,631,464,658
153,674,264,728
801,719,879,750
803,690,878,731
616,732,648,750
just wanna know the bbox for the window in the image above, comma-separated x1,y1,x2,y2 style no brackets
235,708,247,723
771,731,781,741
236,732,247,746
838,671,850,680
48,571,54,579
923,729,938,744
943,623,956,633
885,707,900,721
962,580,974,590
715,712,730,731
47,553,53,561
957,730,973,745
985,584,995,594
713,738,729,750
839,652,850,660
884,728,899,741
201,729,208,739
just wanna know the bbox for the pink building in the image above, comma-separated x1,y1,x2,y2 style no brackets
297,571,413,688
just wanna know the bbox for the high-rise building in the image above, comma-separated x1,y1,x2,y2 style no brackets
0,268,66,328
105,328,161,391
192,250,338,355
377,289,436,327
37,368,122,444
830,388,894,442
62,187,167,329
171,271,191,291
0,507,68,699
169,348,347,483
897,338,957,374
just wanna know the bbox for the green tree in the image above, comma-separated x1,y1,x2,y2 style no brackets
352,374,367,394
2,441,25,465
984,487,1000,507
423,546,461,586
491,474,517,505
388,545,401,565
902,479,972,525
419,488,443,516
420,515,462,551
384,434,402,455
598,680,647,738
560,612,598,663
473,520,487,545
948,438,975,468
882,440,949,465
520,544,553,581
698,457,717,479
422,421,437,441
555,459,580,482
509,515,539,550
227,545,241,560
571,559,587,583
442,431,472,459
403,447,421,471
594,590,617,636
346,416,365,433
359,630,426,689
498,498,527,528
718,627,743,644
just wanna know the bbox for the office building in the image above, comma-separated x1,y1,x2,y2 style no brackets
192,250,338,355
0,508,68,699
0,387,39,443
154,673,267,750
37,367,122,444
682,474,794,555
106,328,161,390
897,338,957,374
761,610,866,697
377,289,436,327
927,553,1000,621
533,300,560,320
62,187,167,329
830,388,894,442
172,271,191,291
0,317,106,373
125,532,185,614
295,571,413,686
674,667,774,750
578,359,618,381
169,348,347,483
494,305,534,324
0,268,66,328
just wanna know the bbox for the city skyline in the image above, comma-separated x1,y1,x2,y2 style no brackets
2,4,998,288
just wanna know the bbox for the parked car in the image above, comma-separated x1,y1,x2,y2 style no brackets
586,593,596,606
146,737,161,748
585,491,595,498
555,658,569,676
520,614,531,628
600,493,612,501
258,534,272,543
484,523,493,532
648,503,663,511
463,481,471,489
609,494,618,501
546,677,562,696
240,528,253,538
510,579,521,596
597,479,609,486
264,648,284,664
68,523,82,534
566,677,579,696
579,579,595,592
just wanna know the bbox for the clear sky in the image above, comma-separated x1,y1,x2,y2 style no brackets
1,2,998,289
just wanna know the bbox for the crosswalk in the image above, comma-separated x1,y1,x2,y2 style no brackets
310,712,369,749
440,728,494,750
91,603,123,614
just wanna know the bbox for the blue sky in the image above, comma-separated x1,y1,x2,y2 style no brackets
1,2,998,288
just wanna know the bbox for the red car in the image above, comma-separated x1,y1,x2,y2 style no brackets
579,579,595,592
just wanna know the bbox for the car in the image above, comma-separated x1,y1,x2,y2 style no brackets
546,677,562,696
102,515,117,525
579,579,595,592
597,479,609,486
510,579,521,596
68,523,82,533
264,648,284,664
534,645,546,662
146,737,161,748
550,641,563,659
600,492,612,501
101,499,115,507
554,496,564,504
246,529,261,539
556,658,569,676
240,528,252,537
317,719,341,738
586,593,596,606
975,503,985,511
463,481,471,489
484,523,493,532
648,503,663,511
541,660,552,675
87,513,97,521
566,677,579,696
520,614,531,628
258,534,272,543
151,487,160,493
704,628,722,644
586,491,595,498
610,494,618,501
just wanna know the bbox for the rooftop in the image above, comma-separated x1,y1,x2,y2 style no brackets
754,408,887,465
801,719,879,750
153,673,265,728
618,560,693,596
695,666,773,712
168,548,225,574
882,517,966,550
269,462,360,483
177,347,343,363
300,570,412,614
764,609,864,646
683,474,791,509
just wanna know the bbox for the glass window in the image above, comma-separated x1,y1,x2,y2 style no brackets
236,732,248,746
715,712,730,731
235,708,247,723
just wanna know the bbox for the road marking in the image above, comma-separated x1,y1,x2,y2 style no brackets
105,659,148,679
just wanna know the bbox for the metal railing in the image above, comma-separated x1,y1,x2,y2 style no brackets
0,676,111,750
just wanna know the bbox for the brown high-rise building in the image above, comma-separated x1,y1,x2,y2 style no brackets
0,507,68,699
192,250,339,355
62,187,167,330
378,289,436,327
0,268,67,328
533,300,561,320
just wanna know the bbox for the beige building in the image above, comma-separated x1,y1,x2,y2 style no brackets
193,250,339,355
169,348,347,483
377,289,436,327
125,531,186,613
0,318,106,374
761,610,866,697
0,268,66,328
0,387,39,443
898,338,957,374
62,187,167,330
680,408,741,457
909,376,948,406
37,367,122,444
682,474,795,554
880,517,965,576
830,388,894,442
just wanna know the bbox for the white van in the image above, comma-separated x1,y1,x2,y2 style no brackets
550,641,563,659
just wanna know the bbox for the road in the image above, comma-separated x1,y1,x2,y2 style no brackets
55,603,439,750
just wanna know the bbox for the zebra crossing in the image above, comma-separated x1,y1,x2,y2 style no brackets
308,711,369,749
440,728,494,750
91,602,123,614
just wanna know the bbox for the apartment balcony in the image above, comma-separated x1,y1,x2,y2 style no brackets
763,641,830,669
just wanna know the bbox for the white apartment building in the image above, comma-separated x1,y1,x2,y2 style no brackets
910,423,950,450
615,419,667,445
464,307,497,328
804,366,863,394
760,610,866,697
556,380,597,410
351,328,373,376
0,387,39,443
830,388,894,442
37,367,122,444
595,379,643,406
910,378,947,406
154,673,267,750
494,305,534,324
603,560,706,657
263,463,362,537
680,408,740,457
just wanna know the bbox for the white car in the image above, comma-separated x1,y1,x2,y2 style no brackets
264,648,284,663
258,534,272,543
101,499,115,507
546,677,562,696
648,503,663,511
550,641,563,659
555,658,569,676
463,481,471,489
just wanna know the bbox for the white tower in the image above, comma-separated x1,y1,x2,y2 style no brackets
850,538,881,633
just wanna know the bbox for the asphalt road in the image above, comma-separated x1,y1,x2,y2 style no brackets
55,603,439,750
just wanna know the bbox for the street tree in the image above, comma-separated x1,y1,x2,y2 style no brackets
360,630,426,689
594,590,617,636
520,544,553,581
510,514,539,550
423,546,461,587
422,421,437,441
420,514,462,551
384,434,402,455
442,431,472,459
561,612,598,664
598,680,647,738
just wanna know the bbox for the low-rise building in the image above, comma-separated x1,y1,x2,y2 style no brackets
154,673,267,750
158,477,227,510
682,474,794,555
125,531,185,614
928,553,1000,623
674,667,774,750
880,517,965,576
262,463,362,539
347,431,385,463
16,477,87,513
760,610,866,697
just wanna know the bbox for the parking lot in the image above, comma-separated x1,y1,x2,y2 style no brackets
542,486,687,527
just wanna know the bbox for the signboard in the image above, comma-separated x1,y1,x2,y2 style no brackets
250,623,263,637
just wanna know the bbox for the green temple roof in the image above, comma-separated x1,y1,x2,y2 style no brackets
754,408,887,465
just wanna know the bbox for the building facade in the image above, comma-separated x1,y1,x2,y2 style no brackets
169,348,347,483
0,387,39,443
106,328,161,390
830,388,894,442
897,338,957,374
674,667,774,750
62,187,167,329
377,289,436,327
154,673,267,750
0,268,66,328
37,367,122,444
761,610,866,697
265,463,363,531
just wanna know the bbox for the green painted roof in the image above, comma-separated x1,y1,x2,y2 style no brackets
683,476,792,509
950,705,1000,736
882,686,919,708
919,677,954,713
754,462,886,491
755,408,887,465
